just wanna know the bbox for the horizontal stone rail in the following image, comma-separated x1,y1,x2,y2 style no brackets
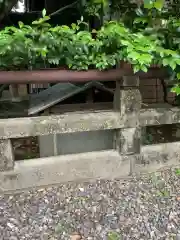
0,111,120,139
1,141,180,192
0,106,179,139
140,107,180,126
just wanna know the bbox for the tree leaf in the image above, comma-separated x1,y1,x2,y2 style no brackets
18,21,24,29
177,73,180,80
171,85,180,95
42,9,46,17
141,65,148,72
169,61,176,70
154,0,164,10
143,0,153,9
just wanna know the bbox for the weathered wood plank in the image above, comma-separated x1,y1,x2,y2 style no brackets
50,102,113,113
29,81,114,115
0,68,168,84
9,84,19,102
29,83,82,115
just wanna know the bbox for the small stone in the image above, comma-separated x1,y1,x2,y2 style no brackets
70,233,82,240
9,218,19,226
7,222,15,229
79,188,84,192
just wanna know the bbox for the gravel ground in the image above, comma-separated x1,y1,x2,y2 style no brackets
1,168,180,240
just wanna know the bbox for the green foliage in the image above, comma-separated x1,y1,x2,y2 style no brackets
1,1,180,100
0,8,179,73
119,0,180,96
1,4,180,101
175,168,180,176
143,0,165,10
3,1,175,93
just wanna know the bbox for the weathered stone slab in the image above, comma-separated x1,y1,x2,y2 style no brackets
0,139,14,171
1,106,180,140
0,150,131,192
0,140,180,192
1,141,180,192
0,111,121,139
134,141,180,173
140,107,180,126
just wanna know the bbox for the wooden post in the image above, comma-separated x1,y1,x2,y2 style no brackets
86,88,94,103
9,84,19,102
114,76,142,155
18,84,28,98
0,139,14,171
9,84,28,102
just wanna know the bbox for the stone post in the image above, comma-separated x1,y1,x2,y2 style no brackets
114,76,142,155
0,139,14,171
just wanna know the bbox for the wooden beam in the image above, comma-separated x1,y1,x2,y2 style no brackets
49,102,113,113
0,68,168,84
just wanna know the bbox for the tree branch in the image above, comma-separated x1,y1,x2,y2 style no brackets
49,0,79,17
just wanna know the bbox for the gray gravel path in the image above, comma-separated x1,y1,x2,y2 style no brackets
1,168,180,240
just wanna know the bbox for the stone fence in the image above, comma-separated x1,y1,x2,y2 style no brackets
0,76,180,192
